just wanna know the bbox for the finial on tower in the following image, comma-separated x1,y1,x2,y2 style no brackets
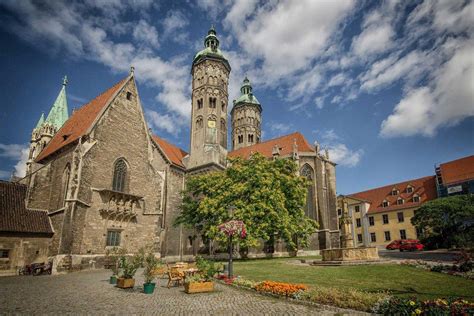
130,66,135,76
62,76,68,86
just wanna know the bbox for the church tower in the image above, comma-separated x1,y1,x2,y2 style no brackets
27,76,69,174
230,77,262,150
187,27,231,171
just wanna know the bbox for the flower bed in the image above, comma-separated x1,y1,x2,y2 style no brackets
254,281,308,298
373,297,474,315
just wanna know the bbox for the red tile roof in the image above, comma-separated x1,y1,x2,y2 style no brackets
439,155,474,186
36,77,129,162
228,132,315,159
152,135,188,168
348,176,437,214
0,180,53,235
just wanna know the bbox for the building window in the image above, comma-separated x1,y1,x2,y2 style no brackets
126,92,132,100
370,233,376,242
416,227,423,238
397,212,404,223
300,164,315,220
188,236,193,248
106,230,121,247
238,135,243,144
248,134,254,143
357,234,363,243
356,218,361,227
413,194,420,203
391,188,399,195
62,164,71,207
196,116,203,129
337,208,342,216
382,200,389,207
382,214,389,224
197,98,203,109
0,249,9,258
369,216,374,226
355,205,360,212
384,231,391,241
400,229,407,240
406,186,413,193
209,97,217,108
256,136,260,143
221,101,226,112
112,158,127,192
397,197,404,205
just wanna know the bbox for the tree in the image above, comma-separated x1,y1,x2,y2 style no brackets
175,154,318,251
411,194,474,249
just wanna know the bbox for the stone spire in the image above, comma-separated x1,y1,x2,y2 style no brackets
35,113,45,130
45,76,69,130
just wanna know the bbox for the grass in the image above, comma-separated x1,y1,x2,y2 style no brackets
231,257,474,300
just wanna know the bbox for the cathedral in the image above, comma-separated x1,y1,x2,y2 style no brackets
7,27,338,271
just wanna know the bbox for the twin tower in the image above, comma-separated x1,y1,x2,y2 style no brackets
187,27,262,171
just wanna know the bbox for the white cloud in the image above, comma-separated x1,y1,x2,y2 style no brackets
133,20,159,48
0,143,29,178
326,143,363,167
381,39,474,137
162,10,189,38
268,121,293,137
316,130,363,167
328,73,351,87
352,23,394,57
146,110,184,136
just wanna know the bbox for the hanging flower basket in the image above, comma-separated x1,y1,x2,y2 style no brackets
218,220,247,239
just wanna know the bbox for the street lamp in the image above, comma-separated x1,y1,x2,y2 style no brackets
227,205,236,278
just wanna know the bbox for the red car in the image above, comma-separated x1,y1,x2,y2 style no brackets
386,239,419,250
399,240,424,252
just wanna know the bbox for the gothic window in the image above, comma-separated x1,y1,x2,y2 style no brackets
238,135,243,144
196,116,203,129
220,119,226,132
62,164,71,207
301,164,315,219
209,97,217,108
197,98,203,109
221,101,226,112
248,134,254,143
112,158,128,192
220,119,226,147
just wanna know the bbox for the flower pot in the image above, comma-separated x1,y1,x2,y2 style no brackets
110,275,117,284
143,282,156,294
116,278,135,289
184,281,214,294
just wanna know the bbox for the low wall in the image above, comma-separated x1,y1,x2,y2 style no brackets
321,247,379,261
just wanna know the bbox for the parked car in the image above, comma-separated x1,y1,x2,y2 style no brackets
399,240,424,252
386,239,419,250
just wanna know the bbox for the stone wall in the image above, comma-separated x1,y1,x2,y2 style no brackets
0,235,51,274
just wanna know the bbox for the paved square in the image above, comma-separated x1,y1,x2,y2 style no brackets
0,269,340,315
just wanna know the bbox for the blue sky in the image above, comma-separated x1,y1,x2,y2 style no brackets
0,0,472,194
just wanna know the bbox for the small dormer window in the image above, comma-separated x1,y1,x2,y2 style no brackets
126,92,132,100
397,197,404,205
391,188,399,195
413,194,420,203
406,185,414,193
382,200,389,207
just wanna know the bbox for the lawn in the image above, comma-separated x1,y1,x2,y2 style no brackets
232,257,474,300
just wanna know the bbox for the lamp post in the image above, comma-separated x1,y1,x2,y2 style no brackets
227,205,236,278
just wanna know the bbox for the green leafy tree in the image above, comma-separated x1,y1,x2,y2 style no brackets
411,194,474,248
175,154,318,250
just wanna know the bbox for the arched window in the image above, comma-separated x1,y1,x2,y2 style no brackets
112,158,127,192
196,116,203,129
301,164,315,219
62,164,71,207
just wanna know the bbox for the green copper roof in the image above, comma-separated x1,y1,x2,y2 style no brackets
35,113,45,129
193,26,229,68
45,76,69,129
234,77,261,107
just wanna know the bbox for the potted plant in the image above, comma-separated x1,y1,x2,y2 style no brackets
142,250,162,294
105,247,125,285
184,256,222,294
116,252,142,289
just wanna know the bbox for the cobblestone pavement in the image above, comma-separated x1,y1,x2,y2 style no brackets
0,269,340,315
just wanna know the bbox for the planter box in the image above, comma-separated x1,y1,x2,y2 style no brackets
116,278,135,289
184,281,214,294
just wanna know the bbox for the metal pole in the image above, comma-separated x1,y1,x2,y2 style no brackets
228,235,233,278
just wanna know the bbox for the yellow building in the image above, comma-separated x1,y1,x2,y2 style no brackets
338,176,437,248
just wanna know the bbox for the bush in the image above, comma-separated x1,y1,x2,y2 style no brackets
232,278,256,288
192,256,223,282
430,265,445,273
142,248,162,284
374,297,474,315
254,281,308,298
118,252,142,279
301,286,388,312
